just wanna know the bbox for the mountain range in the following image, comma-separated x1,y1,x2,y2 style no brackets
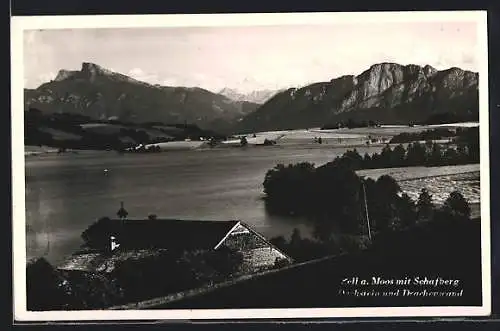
24,62,479,135
235,63,479,132
24,63,259,133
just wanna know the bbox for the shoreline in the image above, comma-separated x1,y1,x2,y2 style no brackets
23,139,456,157
24,122,478,156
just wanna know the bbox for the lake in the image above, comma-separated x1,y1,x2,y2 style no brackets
24,143,480,266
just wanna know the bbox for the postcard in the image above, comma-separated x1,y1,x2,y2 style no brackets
11,11,491,321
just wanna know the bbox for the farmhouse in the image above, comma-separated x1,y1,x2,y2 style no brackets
57,218,293,275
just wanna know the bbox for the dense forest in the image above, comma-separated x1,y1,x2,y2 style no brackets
263,128,479,262
389,127,472,144
328,127,479,169
266,164,473,263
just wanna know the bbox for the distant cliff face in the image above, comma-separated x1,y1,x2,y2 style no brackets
24,63,259,132
236,63,479,132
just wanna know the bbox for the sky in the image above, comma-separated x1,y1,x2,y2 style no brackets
23,21,479,94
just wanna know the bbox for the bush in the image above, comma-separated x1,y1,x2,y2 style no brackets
81,217,113,250
442,191,471,221
263,163,316,216
26,258,71,310
416,188,434,222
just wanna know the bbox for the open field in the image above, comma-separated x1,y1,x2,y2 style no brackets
38,128,82,141
357,164,480,205
144,140,207,150
357,164,480,181
81,123,176,141
80,123,127,134
316,122,479,135
399,171,480,204
25,122,478,153
24,145,59,156
234,122,479,147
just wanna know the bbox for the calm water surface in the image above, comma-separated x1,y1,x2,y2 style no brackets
25,144,382,265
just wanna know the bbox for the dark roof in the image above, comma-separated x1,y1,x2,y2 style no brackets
86,218,239,251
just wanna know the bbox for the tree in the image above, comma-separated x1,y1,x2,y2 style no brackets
427,143,443,166
270,236,288,250
26,258,77,310
391,144,406,167
290,228,302,246
371,175,401,230
442,191,471,221
397,193,417,227
313,163,364,234
370,153,382,168
339,149,363,170
240,136,248,146
376,175,401,200
362,153,372,168
313,221,335,243
263,162,316,215
442,147,460,165
465,128,480,163
416,188,434,221
205,246,244,277
388,215,402,231
425,140,434,151
346,118,355,129
379,144,393,166
81,217,113,249
406,142,427,166
457,142,468,163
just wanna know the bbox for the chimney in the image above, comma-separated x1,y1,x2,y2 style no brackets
110,236,121,252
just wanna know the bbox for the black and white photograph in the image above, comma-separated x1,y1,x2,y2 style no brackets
11,11,490,321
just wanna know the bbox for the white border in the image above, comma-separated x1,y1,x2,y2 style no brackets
11,11,491,322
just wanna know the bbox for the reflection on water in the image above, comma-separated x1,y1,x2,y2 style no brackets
24,145,480,265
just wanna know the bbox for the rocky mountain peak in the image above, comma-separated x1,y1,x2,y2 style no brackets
438,67,478,90
236,62,479,132
81,62,112,75
423,64,438,77
54,69,79,82
80,62,118,82
330,74,357,85
362,62,438,80
24,62,261,132
53,62,140,85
